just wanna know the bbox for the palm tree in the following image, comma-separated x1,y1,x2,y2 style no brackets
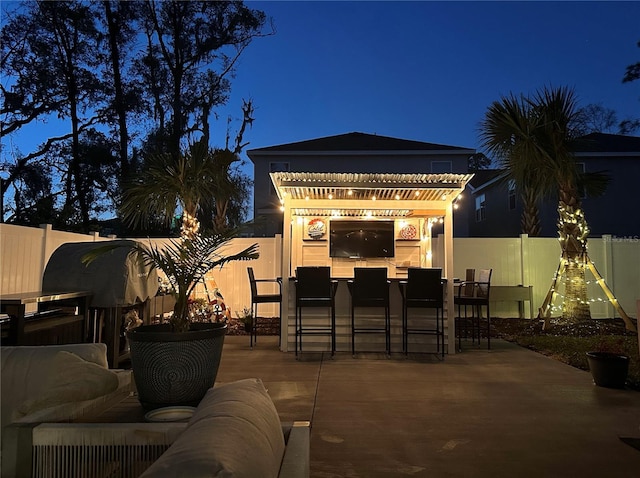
479,92,551,238
480,86,607,322
120,139,242,238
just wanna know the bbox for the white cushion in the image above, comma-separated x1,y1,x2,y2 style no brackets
1,343,109,431
17,351,119,417
140,378,285,478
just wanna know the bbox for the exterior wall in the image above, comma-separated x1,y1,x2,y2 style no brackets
289,217,429,279
252,152,471,237
469,155,640,238
462,180,522,238
579,155,640,237
3,224,638,320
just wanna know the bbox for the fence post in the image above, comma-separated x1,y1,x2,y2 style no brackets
520,234,530,287
602,235,614,318
39,223,54,283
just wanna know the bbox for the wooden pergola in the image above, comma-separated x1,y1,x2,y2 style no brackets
270,172,473,352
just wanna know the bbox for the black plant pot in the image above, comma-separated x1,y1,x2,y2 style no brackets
586,351,629,389
127,322,227,410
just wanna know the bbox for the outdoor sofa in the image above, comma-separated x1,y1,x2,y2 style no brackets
2,362,309,477
1,343,133,477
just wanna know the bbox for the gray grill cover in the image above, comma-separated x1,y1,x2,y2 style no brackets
42,240,159,308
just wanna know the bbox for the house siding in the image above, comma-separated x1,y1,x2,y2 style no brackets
250,138,473,237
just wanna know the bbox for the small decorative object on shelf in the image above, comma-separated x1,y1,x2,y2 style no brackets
307,218,326,239
399,223,417,240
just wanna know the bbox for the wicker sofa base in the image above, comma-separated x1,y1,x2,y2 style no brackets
12,421,309,478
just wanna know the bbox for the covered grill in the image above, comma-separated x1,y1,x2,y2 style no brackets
43,240,159,366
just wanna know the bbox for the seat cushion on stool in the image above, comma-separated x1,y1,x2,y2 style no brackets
139,378,285,478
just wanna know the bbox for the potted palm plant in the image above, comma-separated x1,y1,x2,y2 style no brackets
84,232,258,410
84,140,258,410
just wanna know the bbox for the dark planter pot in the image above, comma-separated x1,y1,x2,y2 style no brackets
243,321,252,333
586,351,629,389
127,322,227,410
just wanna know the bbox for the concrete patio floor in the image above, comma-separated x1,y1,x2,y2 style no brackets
216,335,640,478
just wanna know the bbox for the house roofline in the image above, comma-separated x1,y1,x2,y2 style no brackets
467,170,509,194
248,149,475,160
574,152,640,157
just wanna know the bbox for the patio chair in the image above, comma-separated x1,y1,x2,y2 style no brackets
400,268,445,358
247,267,282,349
455,268,492,351
348,268,391,356
294,267,338,358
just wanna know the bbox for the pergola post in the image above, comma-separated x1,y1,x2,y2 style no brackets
280,198,292,351
444,201,456,354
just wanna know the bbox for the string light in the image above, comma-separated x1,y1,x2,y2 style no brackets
180,211,200,239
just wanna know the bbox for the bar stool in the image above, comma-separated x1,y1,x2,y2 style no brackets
400,268,445,358
348,268,391,356
247,267,282,349
455,268,492,351
294,267,338,358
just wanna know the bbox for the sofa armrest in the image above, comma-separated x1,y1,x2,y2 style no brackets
1,423,39,478
280,421,310,478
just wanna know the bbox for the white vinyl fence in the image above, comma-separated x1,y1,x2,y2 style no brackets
1,224,638,320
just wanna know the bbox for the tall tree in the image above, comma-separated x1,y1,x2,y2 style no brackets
139,0,267,157
98,0,143,180
467,152,492,171
480,93,547,237
480,86,609,322
120,138,222,238
1,0,106,232
573,103,640,136
623,39,640,85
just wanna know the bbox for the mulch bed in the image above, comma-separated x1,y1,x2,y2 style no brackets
225,316,280,336
489,317,640,391
490,316,636,339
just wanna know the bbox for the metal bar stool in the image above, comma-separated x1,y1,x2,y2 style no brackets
455,268,492,351
247,267,282,349
348,268,391,356
400,267,445,358
294,267,338,358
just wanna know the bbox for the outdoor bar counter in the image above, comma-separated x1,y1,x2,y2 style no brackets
283,276,451,354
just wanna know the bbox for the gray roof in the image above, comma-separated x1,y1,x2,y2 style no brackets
572,133,640,153
248,132,474,154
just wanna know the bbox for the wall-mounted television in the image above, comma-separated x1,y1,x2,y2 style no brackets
329,220,395,258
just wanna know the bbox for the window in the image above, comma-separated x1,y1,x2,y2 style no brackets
270,162,289,196
431,161,452,173
475,194,486,222
508,179,517,210
270,162,289,173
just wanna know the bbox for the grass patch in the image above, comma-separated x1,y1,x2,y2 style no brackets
491,318,640,390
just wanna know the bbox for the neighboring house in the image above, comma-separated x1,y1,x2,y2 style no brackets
247,132,475,237
465,133,640,238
